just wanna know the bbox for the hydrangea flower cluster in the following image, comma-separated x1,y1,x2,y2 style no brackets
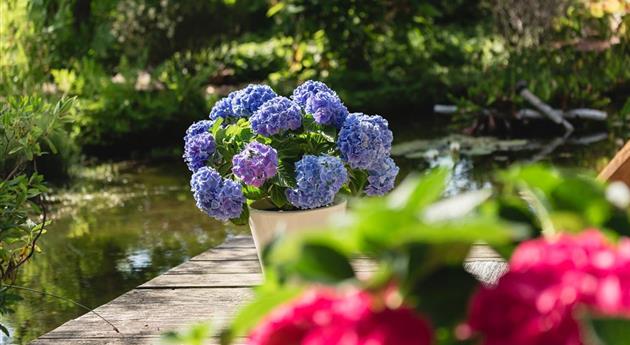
185,81,398,221
184,132,216,172
249,288,433,345
209,92,236,120
305,91,348,128
232,142,278,187
365,157,400,196
231,84,277,117
190,167,245,221
184,120,213,144
291,80,335,108
250,97,302,136
183,120,216,172
337,113,393,170
466,230,630,345
286,155,348,209
292,80,349,128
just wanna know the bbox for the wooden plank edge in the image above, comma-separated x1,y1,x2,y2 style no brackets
598,140,630,185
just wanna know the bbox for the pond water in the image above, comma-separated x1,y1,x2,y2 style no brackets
1,117,627,344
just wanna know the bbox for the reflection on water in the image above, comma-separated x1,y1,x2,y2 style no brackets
1,163,247,344
393,129,628,197
1,119,627,344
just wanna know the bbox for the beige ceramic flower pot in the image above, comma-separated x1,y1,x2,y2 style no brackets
248,198,347,266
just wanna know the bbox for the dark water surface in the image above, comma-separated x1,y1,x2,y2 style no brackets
1,117,628,344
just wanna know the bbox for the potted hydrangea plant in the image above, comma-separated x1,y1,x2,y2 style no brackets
183,81,399,256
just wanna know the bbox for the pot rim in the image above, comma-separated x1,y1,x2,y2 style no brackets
249,196,347,214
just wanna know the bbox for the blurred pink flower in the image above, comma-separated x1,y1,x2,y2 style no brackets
511,229,629,314
248,288,433,345
467,270,583,345
467,230,630,345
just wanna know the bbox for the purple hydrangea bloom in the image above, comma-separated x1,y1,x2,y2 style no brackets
365,157,399,196
305,91,349,128
250,96,302,136
337,113,393,170
232,142,278,187
209,92,237,120
286,155,348,209
190,167,245,221
231,84,277,117
184,120,213,144
291,80,335,108
184,132,216,172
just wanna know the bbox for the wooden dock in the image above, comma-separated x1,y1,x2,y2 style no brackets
32,236,505,345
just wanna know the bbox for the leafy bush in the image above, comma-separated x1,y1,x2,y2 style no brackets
43,57,211,155
0,97,75,336
2,0,628,157
218,165,630,345
163,164,630,344
0,96,75,282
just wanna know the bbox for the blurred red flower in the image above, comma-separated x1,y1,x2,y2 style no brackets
248,288,433,345
467,229,630,345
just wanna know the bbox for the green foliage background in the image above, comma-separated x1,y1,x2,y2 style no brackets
2,0,628,159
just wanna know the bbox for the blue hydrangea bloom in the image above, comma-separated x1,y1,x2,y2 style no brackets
184,132,216,172
209,92,237,120
231,84,277,117
286,155,348,209
250,96,302,136
232,142,278,187
190,167,245,221
184,120,213,144
365,157,399,196
291,80,335,108
305,91,349,128
337,113,393,170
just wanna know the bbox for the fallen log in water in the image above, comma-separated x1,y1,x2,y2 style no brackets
391,133,608,159
516,81,574,132
515,108,607,121
435,105,608,122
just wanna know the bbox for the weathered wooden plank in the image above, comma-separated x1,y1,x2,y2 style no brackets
464,260,508,285
141,273,262,288
31,338,165,345
32,338,161,345
191,247,258,261
466,244,503,261
164,258,374,274
31,337,247,345
194,238,503,262
599,140,630,186
38,288,253,339
161,260,261,275
215,236,257,248
36,235,509,345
